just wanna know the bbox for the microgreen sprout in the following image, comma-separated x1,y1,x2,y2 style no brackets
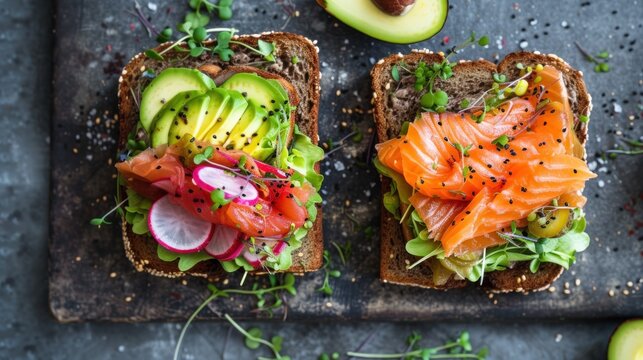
323,130,359,159
224,314,291,360
346,331,488,359
574,42,611,73
318,352,340,360
330,240,351,265
491,134,510,147
605,137,643,158
173,274,297,360
318,250,341,295
390,32,489,113
459,67,534,123
90,197,129,227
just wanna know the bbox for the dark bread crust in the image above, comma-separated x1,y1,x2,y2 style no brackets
371,50,592,292
117,32,323,280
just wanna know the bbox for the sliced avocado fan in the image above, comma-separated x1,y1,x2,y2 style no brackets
140,68,294,161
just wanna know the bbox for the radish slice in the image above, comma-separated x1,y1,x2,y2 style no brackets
193,165,259,205
148,195,214,253
254,160,288,179
272,241,287,256
243,249,263,269
204,225,244,260
242,240,288,269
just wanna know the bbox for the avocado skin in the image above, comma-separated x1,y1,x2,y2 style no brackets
140,68,215,132
168,94,210,145
316,0,449,44
150,90,203,148
607,318,643,360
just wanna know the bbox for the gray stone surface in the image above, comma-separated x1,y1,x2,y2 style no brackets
1,0,641,359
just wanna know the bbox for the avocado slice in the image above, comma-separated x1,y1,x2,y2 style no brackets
139,68,215,132
150,90,203,147
608,319,643,360
194,88,231,139
316,0,448,44
242,113,281,161
167,94,210,145
224,100,269,150
199,89,248,145
221,73,288,111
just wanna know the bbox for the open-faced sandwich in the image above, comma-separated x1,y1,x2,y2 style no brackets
115,32,324,279
371,51,596,292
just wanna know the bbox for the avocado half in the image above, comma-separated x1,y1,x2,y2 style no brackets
608,319,643,360
316,0,448,44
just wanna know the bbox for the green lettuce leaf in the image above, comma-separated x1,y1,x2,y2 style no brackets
157,246,212,272
279,125,325,190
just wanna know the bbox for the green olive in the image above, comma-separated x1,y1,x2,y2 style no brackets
439,252,479,278
428,258,452,286
528,209,570,238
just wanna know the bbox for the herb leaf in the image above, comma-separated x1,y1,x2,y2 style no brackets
212,31,234,61
391,64,400,81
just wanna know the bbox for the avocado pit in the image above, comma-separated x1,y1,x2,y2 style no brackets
372,0,416,16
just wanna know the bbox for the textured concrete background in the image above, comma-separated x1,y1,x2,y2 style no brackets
1,0,641,359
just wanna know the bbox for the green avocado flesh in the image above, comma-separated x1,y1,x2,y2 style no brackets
224,100,269,150
168,94,210,145
150,90,203,148
141,69,289,160
608,319,643,360
140,68,215,132
221,72,288,111
200,89,248,144
319,0,448,44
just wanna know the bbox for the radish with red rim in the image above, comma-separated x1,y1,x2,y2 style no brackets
204,224,245,260
242,240,288,268
193,165,259,205
148,195,214,253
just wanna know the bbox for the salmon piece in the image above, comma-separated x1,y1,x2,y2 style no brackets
558,191,587,208
524,66,584,158
115,148,186,199
376,137,405,174
375,67,595,255
116,141,311,238
440,155,596,255
452,232,506,256
409,192,467,241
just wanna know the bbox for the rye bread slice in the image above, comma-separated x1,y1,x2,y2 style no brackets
117,32,323,280
371,50,592,292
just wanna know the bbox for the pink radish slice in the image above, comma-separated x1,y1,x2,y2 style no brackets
151,179,175,193
204,225,244,260
254,160,288,179
148,195,214,253
243,249,263,269
193,165,259,206
271,241,287,256
242,240,288,269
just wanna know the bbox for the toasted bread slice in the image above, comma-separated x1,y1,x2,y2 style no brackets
371,51,592,292
117,32,323,280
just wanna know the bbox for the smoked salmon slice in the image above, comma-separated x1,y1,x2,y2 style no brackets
376,66,596,256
